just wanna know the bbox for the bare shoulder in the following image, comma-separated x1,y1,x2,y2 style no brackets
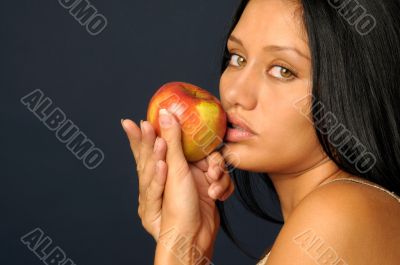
266,178,400,265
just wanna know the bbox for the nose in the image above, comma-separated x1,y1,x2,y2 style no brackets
221,65,258,111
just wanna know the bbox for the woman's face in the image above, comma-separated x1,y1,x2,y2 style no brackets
220,0,325,174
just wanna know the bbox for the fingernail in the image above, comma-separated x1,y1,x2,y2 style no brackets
121,119,125,128
140,120,144,133
159,109,172,128
153,137,160,152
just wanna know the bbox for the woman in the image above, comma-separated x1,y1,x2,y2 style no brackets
121,0,400,264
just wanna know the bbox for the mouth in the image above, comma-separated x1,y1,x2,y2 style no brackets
227,121,249,131
225,113,256,142
226,113,256,134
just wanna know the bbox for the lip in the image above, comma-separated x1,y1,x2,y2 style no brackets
224,113,257,142
225,127,256,142
226,113,257,135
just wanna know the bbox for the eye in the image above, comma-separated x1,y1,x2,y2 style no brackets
228,53,246,67
268,65,296,80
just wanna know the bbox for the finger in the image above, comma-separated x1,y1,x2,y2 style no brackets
136,120,157,193
121,119,142,161
152,137,167,162
201,171,217,186
138,135,165,196
208,171,231,200
138,120,157,171
158,108,189,178
206,165,222,182
140,137,167,194
206,152,226,181
207,151,226,171
144,160,167,221
219,180,235,201
141,120,157,150
192,158,209,172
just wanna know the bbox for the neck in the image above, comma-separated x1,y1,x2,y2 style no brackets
268,156,350,221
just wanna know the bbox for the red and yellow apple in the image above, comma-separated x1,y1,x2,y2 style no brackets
146,81,227,162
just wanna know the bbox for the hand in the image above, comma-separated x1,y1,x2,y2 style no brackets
154,108,234,263
121,113,234,244
121,118,167,241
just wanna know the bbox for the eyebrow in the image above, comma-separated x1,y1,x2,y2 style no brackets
228,35,310,60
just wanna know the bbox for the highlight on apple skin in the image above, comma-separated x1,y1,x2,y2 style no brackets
146,81,227,162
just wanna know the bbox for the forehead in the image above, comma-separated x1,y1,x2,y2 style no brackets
230,0,308,49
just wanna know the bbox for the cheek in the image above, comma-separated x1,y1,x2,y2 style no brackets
219,71,231,109
255,108,323,172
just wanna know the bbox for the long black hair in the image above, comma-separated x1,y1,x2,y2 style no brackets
216,0,400,261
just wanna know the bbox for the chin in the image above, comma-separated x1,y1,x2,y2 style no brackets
221,142,286,173
221,142,263,172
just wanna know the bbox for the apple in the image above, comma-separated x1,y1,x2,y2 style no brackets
146,81,227,162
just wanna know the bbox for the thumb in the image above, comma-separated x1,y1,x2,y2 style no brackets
158,108,188,171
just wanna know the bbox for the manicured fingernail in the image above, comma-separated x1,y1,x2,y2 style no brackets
153,137,160,152
159,109,172,128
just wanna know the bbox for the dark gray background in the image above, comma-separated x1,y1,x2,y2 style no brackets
1,0,282,264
